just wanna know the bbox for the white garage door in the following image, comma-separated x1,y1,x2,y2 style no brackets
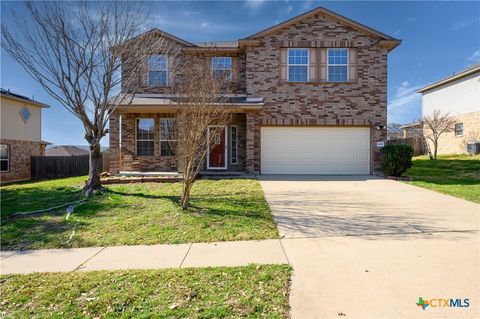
261,127,370,174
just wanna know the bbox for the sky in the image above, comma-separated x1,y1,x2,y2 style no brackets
1,0,479,146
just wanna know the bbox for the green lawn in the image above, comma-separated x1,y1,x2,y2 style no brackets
405,154,480,203
0,264,292,318
1,177,279,250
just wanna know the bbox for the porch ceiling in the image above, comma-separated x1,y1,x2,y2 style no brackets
114,94,263,113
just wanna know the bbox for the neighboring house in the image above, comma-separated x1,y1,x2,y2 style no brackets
417,64,480,154
109,7,401,175
400,122,422,138
0,89,49,183
46,145,89,156
387,123,404,140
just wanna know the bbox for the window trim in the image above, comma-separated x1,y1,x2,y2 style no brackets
136,117,155,157
455,123,464,137
327,48,349,82
211,56,233,81
160,118,177,157
231,125,238,165
287,48,309,82
1,144,9,172
148,54,168,87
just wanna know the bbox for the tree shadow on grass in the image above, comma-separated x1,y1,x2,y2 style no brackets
106,189,274,221
1,186,83,219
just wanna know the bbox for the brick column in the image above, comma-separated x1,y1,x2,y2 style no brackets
108,112,120,174
245,111,257,174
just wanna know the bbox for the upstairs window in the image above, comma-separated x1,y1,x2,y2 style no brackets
148,55,168,86
136,118,154,156
327,49,348,82
211,57,232,81
288,48,308,82
1,144,9,172
455,123,464,136
160,118,177,156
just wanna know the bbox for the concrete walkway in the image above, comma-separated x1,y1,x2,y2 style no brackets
0,239,288,274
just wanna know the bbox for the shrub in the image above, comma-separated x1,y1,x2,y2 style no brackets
380,144,414,177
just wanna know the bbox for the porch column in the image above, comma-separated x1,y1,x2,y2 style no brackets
108,112,120,174
245,111,257,174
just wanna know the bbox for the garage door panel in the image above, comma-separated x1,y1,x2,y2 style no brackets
261,127,370,175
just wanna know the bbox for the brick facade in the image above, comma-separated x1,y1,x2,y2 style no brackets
244,13,388,172
110,112,246,173
109,8,395,174
0,139,45,183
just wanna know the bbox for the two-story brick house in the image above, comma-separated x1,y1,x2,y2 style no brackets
109,7,400,175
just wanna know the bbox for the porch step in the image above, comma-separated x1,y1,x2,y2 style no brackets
199,171,257,179
117,171,181,178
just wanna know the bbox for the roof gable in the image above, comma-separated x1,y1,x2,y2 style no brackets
242,7,400,47
120,28,196,49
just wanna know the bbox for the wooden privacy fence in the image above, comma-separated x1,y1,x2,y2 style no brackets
386,137,425,156
31,151,110,180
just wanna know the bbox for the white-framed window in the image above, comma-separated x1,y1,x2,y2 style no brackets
136,118,155,156
211,57,232,81
288,48,309,82
148,54,168,86
1,144,9,172
231,125,238,165
455,123,464,136
327,48,349,82
160,118,176,156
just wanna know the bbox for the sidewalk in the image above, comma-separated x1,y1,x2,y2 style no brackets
0,239,288,274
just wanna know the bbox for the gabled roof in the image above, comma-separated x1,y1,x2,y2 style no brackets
120,28,196,48
417,64,480,93
242,6,401,51
45,146,89,156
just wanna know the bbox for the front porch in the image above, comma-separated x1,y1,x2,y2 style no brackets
108,95,261,175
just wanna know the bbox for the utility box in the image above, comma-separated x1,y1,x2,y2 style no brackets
467,142,480,155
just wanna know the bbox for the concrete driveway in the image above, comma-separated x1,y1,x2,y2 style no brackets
260,175,480,319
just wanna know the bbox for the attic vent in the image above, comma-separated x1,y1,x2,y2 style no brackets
19,106,31,123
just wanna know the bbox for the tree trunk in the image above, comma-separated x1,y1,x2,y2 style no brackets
83,142,104,196
180,178,193,209
433,140,438,160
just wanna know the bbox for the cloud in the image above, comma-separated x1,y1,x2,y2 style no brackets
181,10,199,17
388,81,424,123
284,5,293,15
302,0,314,10
405,17,416,24
390,81,423,109
467,49,480,62
451,17,480,30
245,0,266,13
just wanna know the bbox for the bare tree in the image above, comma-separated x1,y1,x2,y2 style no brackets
422,110,457,159
1,1,172,195
170,56,232,209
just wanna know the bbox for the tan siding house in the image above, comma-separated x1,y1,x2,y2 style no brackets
0,89,49,183
418,64,480,154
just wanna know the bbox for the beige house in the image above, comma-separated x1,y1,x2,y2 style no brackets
417,64,480,154
0,89,49,183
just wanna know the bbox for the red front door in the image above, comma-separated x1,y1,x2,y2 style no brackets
208,126,226,169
